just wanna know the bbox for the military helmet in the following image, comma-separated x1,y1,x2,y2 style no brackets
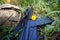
0,4,21,28
0,4,20,10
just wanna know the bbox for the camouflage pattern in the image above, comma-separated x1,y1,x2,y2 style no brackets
0,4,21,28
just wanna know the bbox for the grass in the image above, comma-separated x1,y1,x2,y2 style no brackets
0,0,60,40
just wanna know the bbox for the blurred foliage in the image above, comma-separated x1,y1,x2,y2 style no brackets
0,0,60,40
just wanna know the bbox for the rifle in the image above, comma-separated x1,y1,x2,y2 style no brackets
10,7,54,40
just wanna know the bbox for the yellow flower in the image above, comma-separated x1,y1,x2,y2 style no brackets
31,15,37,20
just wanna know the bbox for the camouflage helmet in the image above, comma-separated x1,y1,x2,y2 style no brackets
0,4,20,10
0,4,21,28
